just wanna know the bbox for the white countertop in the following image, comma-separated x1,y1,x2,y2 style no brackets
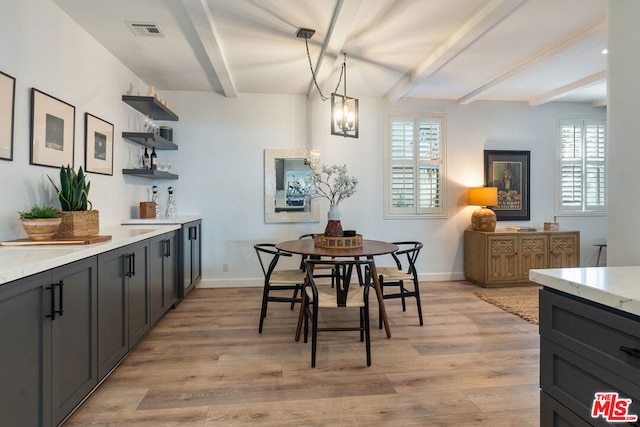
530,266,640,317
0,224,181,286
121,215,202,225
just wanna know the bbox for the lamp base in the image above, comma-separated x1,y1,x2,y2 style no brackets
471,207,496,232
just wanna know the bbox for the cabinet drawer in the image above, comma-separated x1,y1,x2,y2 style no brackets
541,337,640,427
540,390,592,427
540,288,640,385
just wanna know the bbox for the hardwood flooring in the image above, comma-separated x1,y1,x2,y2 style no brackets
64,281,540,426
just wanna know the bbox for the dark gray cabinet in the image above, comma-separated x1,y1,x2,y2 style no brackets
150,231,178,324
0,257,97,427
539,288,640,426
97,240,150,378
180,220,201,299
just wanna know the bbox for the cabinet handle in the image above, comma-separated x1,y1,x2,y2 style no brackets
56,280,64,317
46,283,56,320
164,239,171,257
620,345,640,359
125,253,135,277
131,252,136,277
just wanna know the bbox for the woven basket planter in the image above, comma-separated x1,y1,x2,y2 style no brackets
56,210,100,237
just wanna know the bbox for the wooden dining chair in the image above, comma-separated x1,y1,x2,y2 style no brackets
254,243,306,333
377,241,424,326
302,258,374,367
298,233,335,286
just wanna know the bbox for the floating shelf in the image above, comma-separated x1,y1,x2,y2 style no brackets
122,169,179,180
122,95,179,121
122,132,178,150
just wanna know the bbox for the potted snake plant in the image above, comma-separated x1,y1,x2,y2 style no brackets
48,165,99,236
18,205,63,240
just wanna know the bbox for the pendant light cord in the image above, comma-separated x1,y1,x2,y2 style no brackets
305,37,345,101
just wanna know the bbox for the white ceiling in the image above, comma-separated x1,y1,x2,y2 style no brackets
52,0,608,106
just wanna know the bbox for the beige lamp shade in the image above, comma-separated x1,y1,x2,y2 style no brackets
468,187,498,207
468,187,498,232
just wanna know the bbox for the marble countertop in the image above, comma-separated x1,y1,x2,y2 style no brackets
121,215,202,225
530,266,640,317
0,224,181,286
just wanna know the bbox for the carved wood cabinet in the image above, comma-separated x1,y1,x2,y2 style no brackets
464,230,580,287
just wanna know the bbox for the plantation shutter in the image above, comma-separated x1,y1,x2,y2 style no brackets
558,118,606,213
388,115,444,216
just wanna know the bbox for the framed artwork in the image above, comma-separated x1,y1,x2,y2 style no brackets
30,88,75,168
85,113,114,175
0,70,16,161
484,150,530,221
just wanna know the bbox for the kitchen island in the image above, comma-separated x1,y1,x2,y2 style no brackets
530,267,640,426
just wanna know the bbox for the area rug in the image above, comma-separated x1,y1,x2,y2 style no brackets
473,286,541,325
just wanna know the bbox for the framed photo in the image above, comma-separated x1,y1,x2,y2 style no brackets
30,88,75,168
85,113,114,175
0,70,16,161
484,150,530,221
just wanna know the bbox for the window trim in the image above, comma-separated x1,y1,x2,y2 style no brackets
555,116,607,216
383,112,447,219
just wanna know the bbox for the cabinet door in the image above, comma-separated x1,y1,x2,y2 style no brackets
128,240,150,347
0,272,51,427
517,235,548,281
549,233,580,268
150,232,177,325
50,257,98,426
164,232,178,310
487,235,517,283
191,221,202,285
97,247,129,379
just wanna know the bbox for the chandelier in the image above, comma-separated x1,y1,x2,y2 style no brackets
297,27,359,139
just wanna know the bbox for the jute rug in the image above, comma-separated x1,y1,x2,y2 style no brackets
473,286,541,325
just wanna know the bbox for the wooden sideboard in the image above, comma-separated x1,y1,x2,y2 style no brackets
464,230,580,287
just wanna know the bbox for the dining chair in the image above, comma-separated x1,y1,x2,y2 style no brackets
377,241,424,326
254,243,306,333
298,233,336,286
302,258,374,367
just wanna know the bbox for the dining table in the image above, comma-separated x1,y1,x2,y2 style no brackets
275,238,399,340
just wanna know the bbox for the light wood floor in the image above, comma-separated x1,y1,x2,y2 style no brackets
64,280,540,426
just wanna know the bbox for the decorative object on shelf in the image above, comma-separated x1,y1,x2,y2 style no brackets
484,150,530,221
48,165,99,236
139,201,156,219
150,146,158,169
0,70,16,161
146,85,155,96
84,113,114,176
17,205,63,240
166,186,176,218
310,164,358,237
296,27,359,138
30,88,75,168
143,147,150,169
151,185,159,218
159,126,173,141
468,187,498,232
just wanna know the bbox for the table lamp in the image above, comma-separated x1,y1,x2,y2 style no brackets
468,187,498,232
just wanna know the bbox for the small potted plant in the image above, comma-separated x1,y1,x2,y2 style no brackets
18,205,63,240
48,165,99,236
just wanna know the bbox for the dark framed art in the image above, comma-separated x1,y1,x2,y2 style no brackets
484,150,530,221
0,70,16,161
30,88,75,168
85,113,114,175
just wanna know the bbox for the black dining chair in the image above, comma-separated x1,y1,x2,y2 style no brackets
302,258,374,367
377,241,424,327
298,233,336,286
254,243,306,333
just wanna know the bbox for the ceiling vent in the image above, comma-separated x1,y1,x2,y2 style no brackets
126,21,165,37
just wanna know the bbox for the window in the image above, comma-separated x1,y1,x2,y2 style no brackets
556,118,606,214
384,114,446,218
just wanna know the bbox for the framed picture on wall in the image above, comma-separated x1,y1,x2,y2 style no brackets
484,150,530,221
0,70,16,161
85,113,114,175
30,88,75,168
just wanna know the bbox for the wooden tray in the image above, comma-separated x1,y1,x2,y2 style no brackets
313,233,363,248
1,235,112,246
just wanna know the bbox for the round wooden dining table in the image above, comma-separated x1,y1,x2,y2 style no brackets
276,238,398,339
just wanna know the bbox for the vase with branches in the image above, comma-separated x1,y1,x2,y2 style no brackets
311,164,358,236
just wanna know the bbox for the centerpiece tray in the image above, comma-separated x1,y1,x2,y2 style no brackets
313,234,363,248
1,235,112,246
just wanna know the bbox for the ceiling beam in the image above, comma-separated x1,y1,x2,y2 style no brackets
385,0,527,101
305,0,363,100
458,18,606,105
182,0,237,98
528,71,607,106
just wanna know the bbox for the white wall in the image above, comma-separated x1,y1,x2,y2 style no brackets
0,0,607,288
